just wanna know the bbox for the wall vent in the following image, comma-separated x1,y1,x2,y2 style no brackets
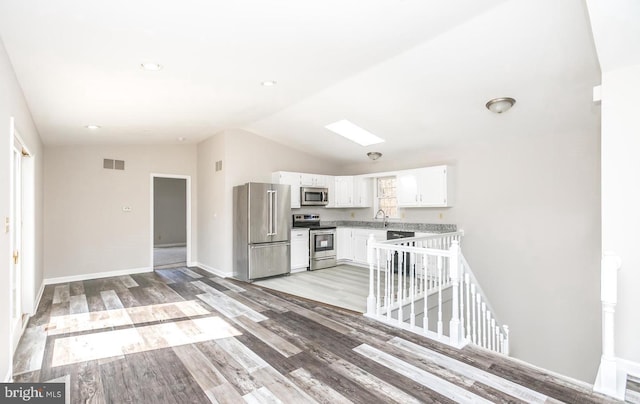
215,160,223,172
103,159,125,170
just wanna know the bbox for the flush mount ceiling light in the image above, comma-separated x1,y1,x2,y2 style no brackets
85,124,101,129
325,119,385,146
485,97,516,114
261,80,277,86
367,152,382,161
140,62,163,71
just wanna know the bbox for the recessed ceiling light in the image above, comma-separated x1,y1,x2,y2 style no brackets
140,62,163,71
85,125,101,129
325,119,385,146
261,80,277,87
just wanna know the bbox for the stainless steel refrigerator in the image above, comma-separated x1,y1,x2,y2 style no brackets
233,182,291,281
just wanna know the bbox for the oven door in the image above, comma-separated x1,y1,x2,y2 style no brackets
310,230,335,258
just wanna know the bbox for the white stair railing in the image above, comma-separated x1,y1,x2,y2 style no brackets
366,232,509,355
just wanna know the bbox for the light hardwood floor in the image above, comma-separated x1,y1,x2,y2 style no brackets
12,267,622,403
254,265,369,312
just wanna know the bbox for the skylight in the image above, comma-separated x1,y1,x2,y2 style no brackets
325,119,385,146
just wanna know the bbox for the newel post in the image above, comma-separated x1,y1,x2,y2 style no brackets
449,240,462,347
366,234,376,315
593,252,624,399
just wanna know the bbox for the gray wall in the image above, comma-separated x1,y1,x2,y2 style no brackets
154,177,187,247
0,38,45,381
341,119,601,383
196,128,341,276
44,144,197,279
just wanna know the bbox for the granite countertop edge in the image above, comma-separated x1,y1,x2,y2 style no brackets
320,220,457,233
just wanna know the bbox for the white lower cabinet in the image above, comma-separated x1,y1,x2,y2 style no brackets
337,227,386,265
291,229,309,271
337,228,353,260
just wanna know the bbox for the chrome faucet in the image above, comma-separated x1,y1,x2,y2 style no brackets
375,209,388,228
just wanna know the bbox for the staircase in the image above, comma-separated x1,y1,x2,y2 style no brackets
365,231,509,355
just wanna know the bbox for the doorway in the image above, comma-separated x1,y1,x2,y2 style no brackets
9,117,34,354
151,174,191,269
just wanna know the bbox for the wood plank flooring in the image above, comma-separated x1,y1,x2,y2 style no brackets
254,265,370,312
13,267,621,403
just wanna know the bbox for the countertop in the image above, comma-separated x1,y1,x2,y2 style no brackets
318,220,457,233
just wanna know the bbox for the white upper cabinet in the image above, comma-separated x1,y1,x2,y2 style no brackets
272,171,301,208
300,173,327,187
334,176,354,207
328,176,372,208
397,165,452,207
353,176,372,207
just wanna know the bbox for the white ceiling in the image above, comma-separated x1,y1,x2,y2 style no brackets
0,0,603,164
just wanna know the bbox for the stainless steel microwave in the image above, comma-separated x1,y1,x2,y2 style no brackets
300,187,328,206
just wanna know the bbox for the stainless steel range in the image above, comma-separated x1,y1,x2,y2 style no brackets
292,214,336,270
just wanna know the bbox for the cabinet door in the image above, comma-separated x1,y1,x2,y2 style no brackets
300,173,328,187
291,229,309,270
337,228,353,261
396,170,420,207
353,176,372,207
353,229,386,264
418,166,447,207
334,176,354,207
273,171,301,208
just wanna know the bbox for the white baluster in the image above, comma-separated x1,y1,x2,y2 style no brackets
503,325,510,355
481,302,487,348
449,242,461,346
397,249,403,326
471,284,477,344
410,252,415,328
491,318,498,351
367,234,376,315
437,256,443,337
423,252,429,334
465,273,471,341
376,249,381,316
386,250,392,321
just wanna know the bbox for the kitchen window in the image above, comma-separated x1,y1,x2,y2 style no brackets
376,176,398,218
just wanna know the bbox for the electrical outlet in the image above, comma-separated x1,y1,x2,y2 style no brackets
350,212,355,218
122,206,132,212
439,213,443,219
401,212,405,219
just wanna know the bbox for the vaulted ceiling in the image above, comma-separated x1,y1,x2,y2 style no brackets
0,0,602,164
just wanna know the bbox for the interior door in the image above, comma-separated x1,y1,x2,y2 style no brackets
10,141,23,352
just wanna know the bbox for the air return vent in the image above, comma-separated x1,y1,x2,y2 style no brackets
215,160,223,172
103,159,125,170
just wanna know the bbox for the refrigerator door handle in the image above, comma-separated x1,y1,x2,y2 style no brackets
273,190,278,235
267,190,275,236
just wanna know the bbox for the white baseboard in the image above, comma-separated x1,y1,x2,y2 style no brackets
44,266,153,285
32,281,45,316
154,243,187,248
195,262,232,278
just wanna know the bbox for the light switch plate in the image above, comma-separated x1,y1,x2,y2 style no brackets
122,206,132,212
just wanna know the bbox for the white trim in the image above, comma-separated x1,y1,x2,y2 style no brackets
150,173,192,269
619,357,640,379
32,281,45,316
44,267,152,285
4,366,11,382
195,263,232,278
154,243,187,248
